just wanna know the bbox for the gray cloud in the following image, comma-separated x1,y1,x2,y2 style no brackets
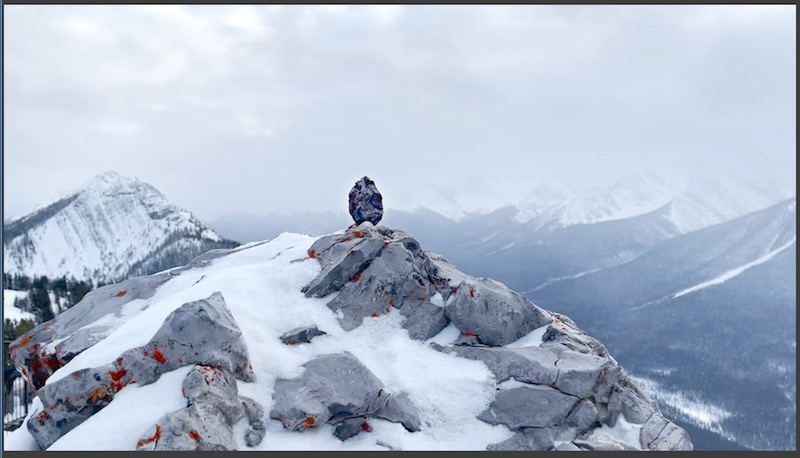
3,5,795,221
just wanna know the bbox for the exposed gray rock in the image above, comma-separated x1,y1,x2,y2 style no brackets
270,352,421,440
606,374,660,426
270,352,385,431
574,430,641,451
640,413,693,451
478,386,579,429
240,396,266,448
554,350,618,399
137,365,246,451
438,345,559,386
566,399,599,433
488,427,558,451
27,292,254,450
444,278,552,346
9,273,172,390
400,301,449,341
303,235,384,299
280,326,327,345
333,417,372,441
554,441,583,451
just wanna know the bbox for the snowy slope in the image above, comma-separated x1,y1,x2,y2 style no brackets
4,231,673,451
3,290,35,322
3,172,237,284
4,234,512,450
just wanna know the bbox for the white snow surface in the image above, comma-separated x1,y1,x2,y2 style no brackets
673,237,797,298
4,232,514,451
3,289,35,322
3,171,228,283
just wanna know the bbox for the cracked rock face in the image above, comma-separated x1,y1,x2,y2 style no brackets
26,292,255,450
270,352,421,440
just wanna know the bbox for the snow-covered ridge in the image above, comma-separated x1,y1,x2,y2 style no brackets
3,172,235,284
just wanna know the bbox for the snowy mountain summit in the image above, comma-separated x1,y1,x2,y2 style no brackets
3,171,238,284
6,223,692,451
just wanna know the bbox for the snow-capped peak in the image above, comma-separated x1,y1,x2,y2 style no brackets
3,172,236,284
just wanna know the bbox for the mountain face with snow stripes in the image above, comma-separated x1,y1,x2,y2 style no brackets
3,172,238,285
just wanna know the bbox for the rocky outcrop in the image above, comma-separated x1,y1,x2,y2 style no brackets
299,222,692,451
12,222,691,451
26,292,257,450
136,366,259,451
270,352,421,441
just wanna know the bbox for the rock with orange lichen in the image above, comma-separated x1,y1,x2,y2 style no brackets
444,278,552,347
269,352,420,440
279,326,327,346
9,273,172,390
26,292,255,450
136,365,254,451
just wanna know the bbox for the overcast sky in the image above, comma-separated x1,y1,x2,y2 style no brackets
2,5,796,222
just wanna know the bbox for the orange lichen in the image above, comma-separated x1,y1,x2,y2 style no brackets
308,249,317,259
189,430,202,441
361,422,372,432
109,368,127,382
116,290,128,298
142,350,149,357
371,312,379,318
178,357,184,364
16,336,32,348
88,386,109,403
137,424,162,448
383,241,390,248
388,298,395,306
304,417,316,427
469,287,476,299
352,273,361,282
152,348,167,364
72,371,81,378
463,331,477,337
289,339,298,345
352,230,364,238
300,286,309,294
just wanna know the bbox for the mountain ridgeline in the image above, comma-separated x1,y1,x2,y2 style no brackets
3,172,239,285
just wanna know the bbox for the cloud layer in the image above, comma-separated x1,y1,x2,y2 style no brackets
3,5,796,220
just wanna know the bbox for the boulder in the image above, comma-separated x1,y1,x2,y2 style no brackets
437,345,559,386
478,386,579,429
444,278,552,347
27,292,254,450
137,365,247,451
348,176,383,225
9,273,172,390
280,326,327,345
270,352,420,440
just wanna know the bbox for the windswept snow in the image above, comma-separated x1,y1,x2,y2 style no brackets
673,237,797,299
5,232,515,451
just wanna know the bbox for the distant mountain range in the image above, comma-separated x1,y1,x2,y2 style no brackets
530,197,796,451
3,172,238,284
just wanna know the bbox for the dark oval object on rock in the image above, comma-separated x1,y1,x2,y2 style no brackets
348,176,384,225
